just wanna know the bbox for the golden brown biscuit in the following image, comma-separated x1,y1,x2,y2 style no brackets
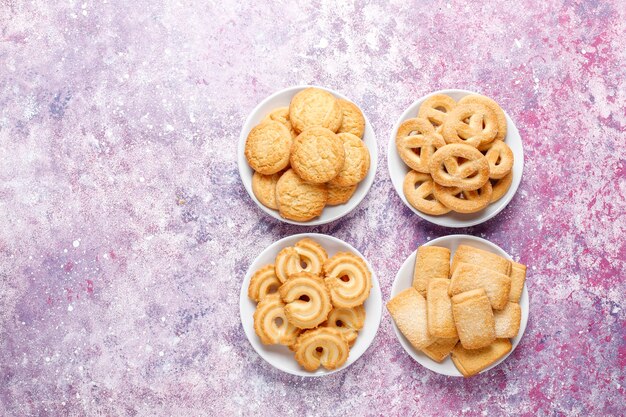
494,302,521,338
427,278,457,338
412,246,451,298
324,252,372,308
451,338,512,377
253,294,301,346
451,245,512,276
403,171,451,216
490,172,513,203
293,238,328,277
290,127,345,184
433,181,493,214
289,88,343,133
417,94,457,129
449,262,512,310
245,121,292,175
275,169,327,222
422,337,459,362
451,288,496,350
264,107,297,138
274,246,299,283
509,261,527,302
387,287,436,350
248,264,281,302
327,183,357,206
251,171,283,210
293,327,350,371
329,133,370,186
485,140,514,179
458,94,507,143
442,102,498,148
324,305,366,346
429,144,490,191
280,272,332,329
337,99,365,138
396,118,446,173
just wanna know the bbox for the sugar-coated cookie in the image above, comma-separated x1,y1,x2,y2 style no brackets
458,94,507,143
427,278,458,338
245,120,292,175
280,272,332,329
412,245,450,298
451,288,496,350
422,337,458,363
417,94,457,129
449,262,511,310
396,118,446,173
289,88,343,133
429,144,490,191
324,252,372,308
451,338,512,377
387,287,436,350
337,99,365,138
451,245,511,276
248,264,281,302
442,102,498,148
251,171,283,210
509,261,527,302
290,127,345,184
293,327,350,371
329,133,370,187
253,294,301,347
490,172,513,203
485,140,514,179
275,169,327,221
433,181,493,214
403,171,451,216
494,302,521,338
327,183,357,206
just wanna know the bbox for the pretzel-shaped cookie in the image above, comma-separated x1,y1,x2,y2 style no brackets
429,144,490,190
442,102,498,148
324,252,372,308
459,94,507,143
293,328,350,371
433,181,493,213
253,294,301,347
490,172,513,203
403,171,451,216
396,118,446,173
248,264,282,302
324,305,366,346
280,272,332,329
417,94,457,128
485,140,514,179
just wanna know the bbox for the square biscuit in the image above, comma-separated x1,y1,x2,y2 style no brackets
494,302,521,338
451,338,512,377
412,246,450,298
509,261,526,302
451,245,511,276
451,288,496,350
427,278,457,338
449,262,511,310
387,287,436,350
422,337,458,363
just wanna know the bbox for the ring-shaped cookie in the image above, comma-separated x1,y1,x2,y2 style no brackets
484,140,514,179
248,264,282,302
293,328,350,371
442,102,498,148
429,144,490,191
279,272,332,329
396,118,446,173
329,132,370,186
293,238,328,276
403,171,451,216
433,181,493,213
253,294,301,347
417,94,457,128
324,305,366,346
274,247,299,283
323,252,372,308
289,88,343,133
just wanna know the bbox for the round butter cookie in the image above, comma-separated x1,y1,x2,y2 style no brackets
251,171,283,210
327,183,357,206
290,127,345,184
337,99,365,138
253,294,301,347
279,272,332,329
403,171,451,216
329,133,370,187
248,264,282,302
264,107,297,138
245,121,292,175
275,169,328,222
289,88,343,133
324,252,372,308
324,305,366,346
293,328,350,371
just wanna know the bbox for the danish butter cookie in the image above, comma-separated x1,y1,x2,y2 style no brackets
274,247,299,283
245,121,292,175
451,288,496,350
251,171,283,210
324,252,372,308
290,127,345,184
337,99,365,138
329,133,370,187
248,264,281,302
280,272,332,329
253,294,301,347
289,88,343,133
327,183,357,206
275,169,327,221
451,338,512,377
403,171,451,216
294,328,350,371
324,305,366,346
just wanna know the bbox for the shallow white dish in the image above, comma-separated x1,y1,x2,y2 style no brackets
238,85,378,226
389,234,529,377
240,233,382,377
387,89,524,228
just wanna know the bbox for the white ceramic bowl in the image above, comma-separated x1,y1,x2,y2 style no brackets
389,234,529,377
238,86,378,226
388,89,524,228
240,233,382,377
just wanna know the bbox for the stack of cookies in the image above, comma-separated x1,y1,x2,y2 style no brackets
396,93,515,215
248,237,372,371
387,244,526,377
245,88,371,222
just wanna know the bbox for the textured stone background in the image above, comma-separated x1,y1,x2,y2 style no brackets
1,0,624,416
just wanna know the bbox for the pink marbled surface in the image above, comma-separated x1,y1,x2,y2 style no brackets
1,0,625,415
